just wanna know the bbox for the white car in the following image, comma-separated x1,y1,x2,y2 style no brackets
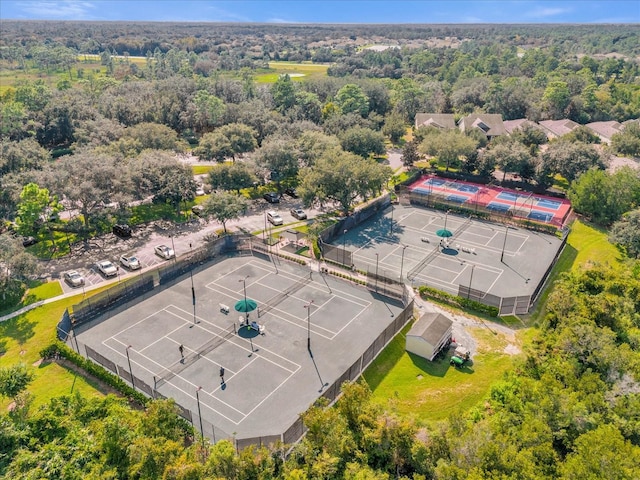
195,186,206,196
267,210,283,226
120,255,141,270
96,260,118,277
64,270,85,287
155,244,175,260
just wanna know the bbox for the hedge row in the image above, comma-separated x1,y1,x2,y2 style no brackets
418,286,499,317
40,341,149,406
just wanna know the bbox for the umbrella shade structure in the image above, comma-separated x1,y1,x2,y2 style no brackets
436,228,453,238
235,298,258,313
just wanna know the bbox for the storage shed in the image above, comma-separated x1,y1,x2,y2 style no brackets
405,312,453,361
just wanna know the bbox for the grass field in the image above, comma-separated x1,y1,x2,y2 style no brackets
364,322,519,423
0,295,106,411
255,61,329,83
0,280,63,317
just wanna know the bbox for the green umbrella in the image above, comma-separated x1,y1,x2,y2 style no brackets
436,229,453,238
235,298,258,313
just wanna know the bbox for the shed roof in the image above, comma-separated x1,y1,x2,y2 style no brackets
586,121,623,141
538,119,579,138
407,312,453,346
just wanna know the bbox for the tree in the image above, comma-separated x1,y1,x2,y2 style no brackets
542,140,605,183
208,162,257,193
195,130,233,162
296,130,341,167
401,140,420,167
255,135,300,187
15,183,62,239
419,129,477,171
335,84,370,117
272,74,296,113
0,138,50,175
0,364,34,400
382,112,406,144
543,80,571,119
202,191,248,232
298,148,392,215
130,150,196,214
340,127,386,158
192,90,225,132
609,208,640,258
568,167,640,225
482,142,533,182
611,122,640,157
218,123,258,160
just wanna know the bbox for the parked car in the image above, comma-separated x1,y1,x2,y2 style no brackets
22,236,38,247
267,210,283,226
195,186,206,196
113,224,132,238
284,187,298,198
155,244,175,260
64,270,85,287
290,208,307,220
192,205,204,216
263,192,280,204
96,260,118,277
120,255,141,270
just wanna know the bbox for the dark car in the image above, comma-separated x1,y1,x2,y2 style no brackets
284,187,298,198
22,236,38,247
263,192,280,204
113,224,132,238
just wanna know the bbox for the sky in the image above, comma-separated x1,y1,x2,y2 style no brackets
1,0,638,24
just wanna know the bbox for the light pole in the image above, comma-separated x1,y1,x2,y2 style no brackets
400,244,408,281
189,243,197,326
116,265,121,284
239,275,249,324
125,345,135,390
443,209,450,233
304,300,314,351
501,224,508,262
390,202,394,235
468,264,475,299
195,386,205,452
375,253,379,292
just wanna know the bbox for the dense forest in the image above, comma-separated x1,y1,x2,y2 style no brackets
0,22,639,479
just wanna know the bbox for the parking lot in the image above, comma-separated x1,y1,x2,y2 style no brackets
54,194,320,294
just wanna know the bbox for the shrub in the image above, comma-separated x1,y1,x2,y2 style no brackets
418,286,499,317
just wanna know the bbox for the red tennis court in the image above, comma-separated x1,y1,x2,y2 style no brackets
409,175,571,227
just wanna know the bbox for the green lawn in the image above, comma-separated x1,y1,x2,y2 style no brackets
254,61,329,83
364,323,518,424
0,293,106,411
0,280,63,317
192,165,215,175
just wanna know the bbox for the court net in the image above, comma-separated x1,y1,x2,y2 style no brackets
258,273,312,318
154,324,236,389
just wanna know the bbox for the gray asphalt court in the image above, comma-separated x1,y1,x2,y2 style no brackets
336,203,564,298
74,255,404,440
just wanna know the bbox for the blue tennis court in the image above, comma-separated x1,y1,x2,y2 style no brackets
424,178,447,186
455,184,480,193
487,202,511,212
528,210,554,222
413,187,433,195
496,191,530,202
536,198,562,210
447,194,469,203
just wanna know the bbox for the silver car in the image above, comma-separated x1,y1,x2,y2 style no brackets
64,270,85,287
96,260,118,277
120,255,141,270
154,244,175,260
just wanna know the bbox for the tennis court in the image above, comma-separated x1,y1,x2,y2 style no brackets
410,175,572,227
73,255,405,441
333,202,564,307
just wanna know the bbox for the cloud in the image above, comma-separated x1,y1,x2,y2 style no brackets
267,17,298,24
20,1,96,19
204,5,252,22
526,6,572,18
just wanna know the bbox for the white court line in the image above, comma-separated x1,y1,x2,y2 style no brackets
138,321,186,354
104,305,183,343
